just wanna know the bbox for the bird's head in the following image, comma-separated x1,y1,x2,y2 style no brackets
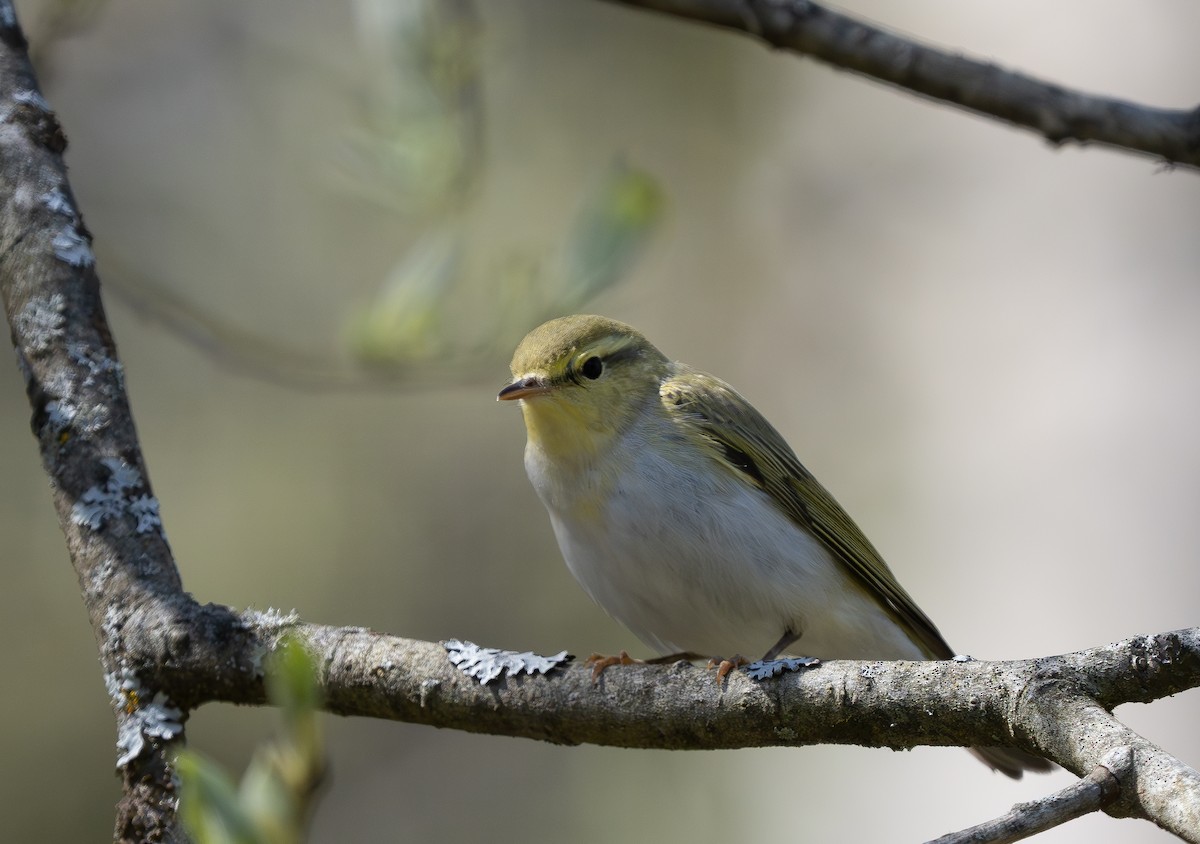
499,314,670,463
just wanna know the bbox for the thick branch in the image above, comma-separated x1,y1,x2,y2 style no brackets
137,609,1200,760
132,602,1200,840
0,5,186,842
597,0,1200,169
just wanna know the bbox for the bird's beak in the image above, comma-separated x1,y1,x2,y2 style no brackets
497,375,552,401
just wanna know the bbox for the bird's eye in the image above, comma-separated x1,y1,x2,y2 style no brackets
580,356,603,380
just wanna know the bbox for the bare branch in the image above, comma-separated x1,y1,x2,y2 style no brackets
930,749,1126,844
596,0,1200,169
1028,683,1200,841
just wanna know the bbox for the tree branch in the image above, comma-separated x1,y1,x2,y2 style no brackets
132,602,1200,840
930,749,1126,844
1028,681,1200,839
2,2,1199,841
595,0,1200,169
0,5,186,840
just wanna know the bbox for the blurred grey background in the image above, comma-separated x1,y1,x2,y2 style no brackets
3,0,1198,841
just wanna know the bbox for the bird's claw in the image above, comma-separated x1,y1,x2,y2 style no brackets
706,654,751,682
585,650,642,682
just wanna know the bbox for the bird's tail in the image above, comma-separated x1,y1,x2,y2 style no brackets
970,746,1055,779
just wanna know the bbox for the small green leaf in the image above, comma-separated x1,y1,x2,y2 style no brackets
177,750,267,844
560,161,666,304
346,231,459,366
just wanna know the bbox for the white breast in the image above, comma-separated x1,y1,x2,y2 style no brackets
524,413,925,661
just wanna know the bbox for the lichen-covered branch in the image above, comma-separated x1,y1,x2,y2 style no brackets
0,5,187,841
131,606,1200,841
596,0,1200,170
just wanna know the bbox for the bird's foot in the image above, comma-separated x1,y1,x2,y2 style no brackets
585,650,642,682
706,654,751,682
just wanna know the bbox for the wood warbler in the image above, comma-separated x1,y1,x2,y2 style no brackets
499,314,1049,778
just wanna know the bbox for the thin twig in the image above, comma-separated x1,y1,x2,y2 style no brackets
928,748,1129,844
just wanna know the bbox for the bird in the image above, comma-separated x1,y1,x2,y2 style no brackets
498,314,1050,778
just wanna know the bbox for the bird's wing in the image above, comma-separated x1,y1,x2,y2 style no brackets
660,367,954,660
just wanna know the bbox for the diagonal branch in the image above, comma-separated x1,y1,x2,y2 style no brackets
596,0,1200,169
930,749,1126,844
0,6,187,842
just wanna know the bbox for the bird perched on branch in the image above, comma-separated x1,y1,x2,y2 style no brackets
500,314,1050,778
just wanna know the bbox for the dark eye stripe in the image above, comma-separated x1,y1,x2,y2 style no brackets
602,343,641,367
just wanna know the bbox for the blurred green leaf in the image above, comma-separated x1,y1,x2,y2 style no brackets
559,160,666,305
177,636,324,844
335,0,482,214
268,637,322,728
177,751,266,844
346,231,459,366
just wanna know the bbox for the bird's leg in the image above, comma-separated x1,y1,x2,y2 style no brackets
708,629,807,681
761,629,800,662
739,629,822,679
590,640,811,684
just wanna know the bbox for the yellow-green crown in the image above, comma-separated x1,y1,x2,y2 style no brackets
508,314,666,377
